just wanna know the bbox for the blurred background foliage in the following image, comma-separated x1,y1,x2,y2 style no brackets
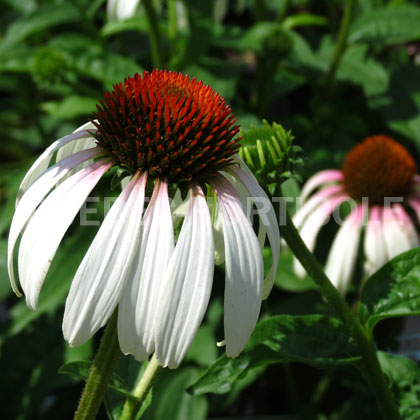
2,0,420,419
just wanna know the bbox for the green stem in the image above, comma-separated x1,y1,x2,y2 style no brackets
325,0,358,90
119,354,162,420
74,311,120,420
168,0,177,42
279,209,400,420
143,0,164,68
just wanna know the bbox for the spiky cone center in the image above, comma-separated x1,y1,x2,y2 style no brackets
92,70,241,183
342,135,417,205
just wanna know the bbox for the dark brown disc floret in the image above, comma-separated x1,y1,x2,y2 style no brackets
92,70,241,183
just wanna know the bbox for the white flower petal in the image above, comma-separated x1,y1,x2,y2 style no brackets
63,171,147,347
8,148,101,296
155,186,214,368
18,159,112,310
16,125,97,205
118,180,174,361
229,166,280,299
213,175,264,358
107,0,141,20
300,170,344,202
325,204,365,294
363,206,388,278
383,205,418,259
213,200,225,265
56,121,97,163
294,194,347,278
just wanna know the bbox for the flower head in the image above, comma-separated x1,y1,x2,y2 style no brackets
294,135,420,294
8,70,280,368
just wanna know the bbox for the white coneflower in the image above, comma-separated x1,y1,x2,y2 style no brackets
8,70,280,368
294,135,420,294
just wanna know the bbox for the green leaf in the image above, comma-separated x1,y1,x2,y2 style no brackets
41,96,99,120
283,13,328,30
189,314,360,395
0,4,80,54
378,351,420,419
359,248,420,335
103,356,151,420
101,16,149,37
262,249,315,293
59,360,133,397
74,48,141,88
349,6,420,45
147,367,207,420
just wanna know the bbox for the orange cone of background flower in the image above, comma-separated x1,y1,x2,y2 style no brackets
294,135,420,294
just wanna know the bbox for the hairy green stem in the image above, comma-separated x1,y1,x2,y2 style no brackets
143,0,164,68
119,354,162,420
74,311,120,420
325,0,358,89
279,209,400,420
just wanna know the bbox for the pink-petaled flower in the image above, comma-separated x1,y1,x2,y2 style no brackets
294,135,420,294
8,70,280,368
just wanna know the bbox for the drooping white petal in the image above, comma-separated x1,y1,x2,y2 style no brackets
16,125,97,204
118,180,174,361
63,171,147,347
18,159,113,310
383,204,419,259
325,204,365,294
155,186,214,368
300,170,344,202
107,0,141,20
213,175,264,358
229,166,280,299
8,148,101,296
363,206,388,278
56,121,97,163
294,194,347,278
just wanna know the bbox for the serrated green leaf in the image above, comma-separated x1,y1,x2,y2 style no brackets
349,6,420,45
189,314,360,395
359,248,420,336
378,351,420,420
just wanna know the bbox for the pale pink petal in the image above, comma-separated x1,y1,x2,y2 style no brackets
363,206,388,278
294,194,347,277
293,184,345,230
325,204,366,294
383,205,417,259
301,170,344,202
